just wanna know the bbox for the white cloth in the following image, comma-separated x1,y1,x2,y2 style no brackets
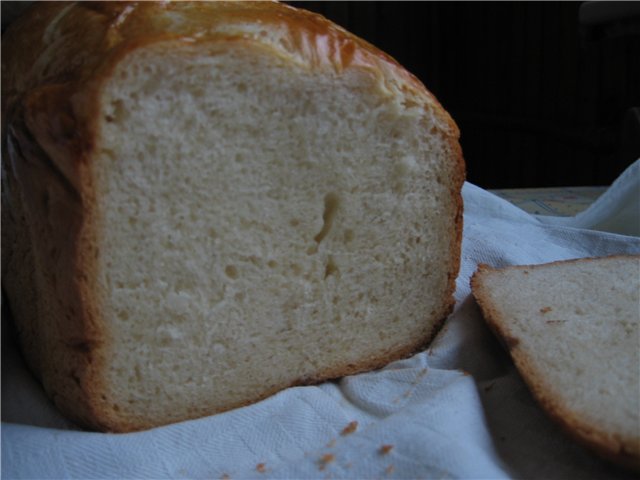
535,159,640,236
3,161,640,479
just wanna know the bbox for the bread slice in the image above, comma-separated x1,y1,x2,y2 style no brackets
1,2,464,432
471,256,640,471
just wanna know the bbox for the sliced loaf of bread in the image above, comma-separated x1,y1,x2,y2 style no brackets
1,2,464,432
471,255,640,471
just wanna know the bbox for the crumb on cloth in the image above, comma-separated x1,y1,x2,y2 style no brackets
341,421,358,436
318,453,335,471
379,444,394,455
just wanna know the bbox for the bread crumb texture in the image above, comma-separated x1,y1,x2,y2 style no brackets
472,256,640,472
2,1,463,432
93,27,459,428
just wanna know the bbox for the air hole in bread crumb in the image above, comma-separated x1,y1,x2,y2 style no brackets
225,265,239,279
314,193,340,245
343,229,354,243
105,99,128,124
324,256,339,279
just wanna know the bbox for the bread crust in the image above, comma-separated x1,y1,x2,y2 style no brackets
471,255,640,472
2,2,464,432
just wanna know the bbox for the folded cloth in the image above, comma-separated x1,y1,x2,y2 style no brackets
535,159,640,236
3,167,639,479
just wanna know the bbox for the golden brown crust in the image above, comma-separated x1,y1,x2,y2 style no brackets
445,137,466,308
2,1,463,432
471,256,640,472
2,2,459,131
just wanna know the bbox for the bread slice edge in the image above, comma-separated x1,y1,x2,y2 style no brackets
471,255,640,472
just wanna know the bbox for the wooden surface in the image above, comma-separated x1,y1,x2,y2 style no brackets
490,186,607,216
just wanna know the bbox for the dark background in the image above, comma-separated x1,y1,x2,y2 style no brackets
3,2,639,189
289,1,640,189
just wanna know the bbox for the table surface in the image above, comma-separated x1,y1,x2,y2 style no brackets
489,186,607,217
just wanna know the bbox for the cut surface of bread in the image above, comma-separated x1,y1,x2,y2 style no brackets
471,255,640,471
1,2,464,431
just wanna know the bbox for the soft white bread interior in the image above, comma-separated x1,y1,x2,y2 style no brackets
471,256,640,472
1,2,464,432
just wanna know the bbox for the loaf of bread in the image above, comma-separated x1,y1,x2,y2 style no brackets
471,256,640,471
1,2,464,432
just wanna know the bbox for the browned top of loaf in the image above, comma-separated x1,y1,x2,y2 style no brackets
1,1,464,432
2,2,460,177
